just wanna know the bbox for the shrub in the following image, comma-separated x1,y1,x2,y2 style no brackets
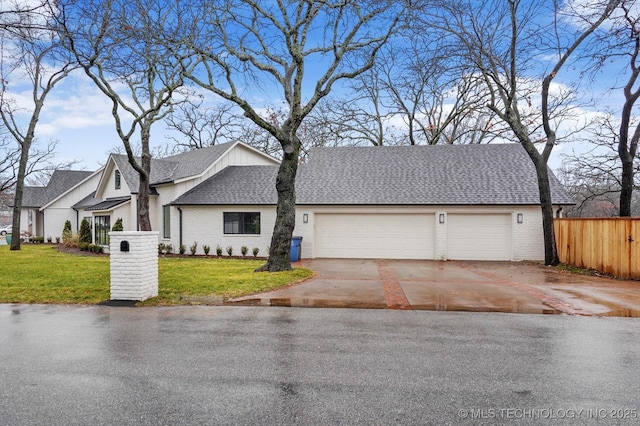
62,220,72,243
79,242,90,251
112,218,124,231
55,237,60,244
216,245,222,256
179,244,186,255
165,244,173,254
190,242,198,256
241,246,248,257
62,233,79,248
252,247,260,258
158,243,166,255
46,236,52,243
79,218,92,244
88,244,104,254
226,245,233,256
203,244,210,255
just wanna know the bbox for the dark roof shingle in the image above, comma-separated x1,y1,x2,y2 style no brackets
22,170,94,208
172,144,574,206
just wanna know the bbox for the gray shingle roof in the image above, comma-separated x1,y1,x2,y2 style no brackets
111,142,236,191
172,144,575,206
22,170,94,208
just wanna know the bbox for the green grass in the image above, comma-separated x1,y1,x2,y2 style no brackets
0,245,313,305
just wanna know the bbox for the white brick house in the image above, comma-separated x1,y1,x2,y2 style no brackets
29,142,573,261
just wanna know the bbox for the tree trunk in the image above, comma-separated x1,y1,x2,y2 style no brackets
534,161,559,265
619,155,634,217
137,125,152,231
9,141,31,250
256,135,299,272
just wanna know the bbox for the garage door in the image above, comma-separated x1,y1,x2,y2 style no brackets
447,214,512,260
314,214,435,259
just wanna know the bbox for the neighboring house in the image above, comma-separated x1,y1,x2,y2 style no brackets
36,141,574,261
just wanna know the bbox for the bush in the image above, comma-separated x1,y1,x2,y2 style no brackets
55,237,60,244
203,244,210,255
62,220,72,243
112,218,124,231
165,244,173,254
88,244,104,254
62,233,79,248
158,243,166,255
47,236,52,243
79,242,90,251
226,245,233,256
216,245,222,256
79,219,92,244
190,242,198,256
179,244,186,255
252,247,260,258
241,246,248,257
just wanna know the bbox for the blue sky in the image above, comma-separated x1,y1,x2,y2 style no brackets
1,0,633,176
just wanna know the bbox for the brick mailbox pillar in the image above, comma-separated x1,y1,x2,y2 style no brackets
109,231,158,301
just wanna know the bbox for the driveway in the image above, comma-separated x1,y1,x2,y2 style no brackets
231,259,640,317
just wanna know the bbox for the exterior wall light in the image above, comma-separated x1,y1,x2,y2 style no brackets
517,213,523,224
439,213,445,224
303,213,308,223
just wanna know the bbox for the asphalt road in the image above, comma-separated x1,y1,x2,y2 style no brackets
2,305,640,425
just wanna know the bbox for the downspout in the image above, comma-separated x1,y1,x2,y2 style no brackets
177,206,183,248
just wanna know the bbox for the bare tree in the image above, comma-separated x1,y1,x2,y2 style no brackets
431,0,620,265
604,2,640,216
0,0,52,35
58,0,191,231
0,7,77,250
0,137,74,193
174,0,404,271
559,112,640,216
165,99,243,151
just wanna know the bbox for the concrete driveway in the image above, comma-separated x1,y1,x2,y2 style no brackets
231,259,640,317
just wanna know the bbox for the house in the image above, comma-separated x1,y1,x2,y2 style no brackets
19,170,96,238
31,141,573,261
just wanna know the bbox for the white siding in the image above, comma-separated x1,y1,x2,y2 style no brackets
178,205,276,256
101,164,131,199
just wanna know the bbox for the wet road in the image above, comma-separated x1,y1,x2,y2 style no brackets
2,305,640,425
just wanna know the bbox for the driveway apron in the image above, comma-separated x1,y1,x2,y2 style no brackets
230,259,640,316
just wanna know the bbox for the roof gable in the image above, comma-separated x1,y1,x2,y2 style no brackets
104,141,274,192
22,170,94,208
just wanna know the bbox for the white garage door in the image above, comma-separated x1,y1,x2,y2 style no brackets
314,214,435,259
447,214,512,261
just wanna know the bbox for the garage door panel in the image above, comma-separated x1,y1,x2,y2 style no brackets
315,214,434,259
447,214,511,261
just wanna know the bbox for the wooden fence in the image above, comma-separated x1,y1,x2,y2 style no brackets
554,218,640,280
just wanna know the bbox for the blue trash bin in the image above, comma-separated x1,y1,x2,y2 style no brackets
290,236,303,262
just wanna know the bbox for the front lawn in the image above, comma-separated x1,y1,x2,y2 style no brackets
0,244,312,305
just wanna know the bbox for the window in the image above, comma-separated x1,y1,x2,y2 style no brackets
115,170,121,190
224,212,260,234
163,205,170,238
95,215,110,245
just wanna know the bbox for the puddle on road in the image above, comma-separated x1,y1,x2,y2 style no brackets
409,303,560,315
556,289,640,318
228,298,560,314
229,298,388,309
